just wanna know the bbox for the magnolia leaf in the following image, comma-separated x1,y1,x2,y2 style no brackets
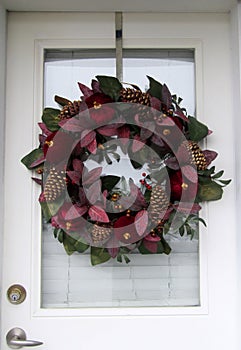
91,247,111,266
96,75,122,101
101,175,120,191
78,82,93,98
89,205,109,223
135,210,148,236
198,181,223,201
147,76,163,100
54,95,71,107
82,166,102,186
42,108,61,132
21,148,44,170
188,116,209,142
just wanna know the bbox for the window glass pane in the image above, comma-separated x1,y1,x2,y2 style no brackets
42,49,199,308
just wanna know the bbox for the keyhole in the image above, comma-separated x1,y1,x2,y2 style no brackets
7,285,27,304
10,292,20,301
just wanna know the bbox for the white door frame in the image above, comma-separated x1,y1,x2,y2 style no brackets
0,8,241,350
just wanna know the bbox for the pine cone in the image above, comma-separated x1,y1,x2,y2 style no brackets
121,88,151,121
91,224,112,244
59,100,82,120
184,141,207,171
44,168,66,202
149,185,169,224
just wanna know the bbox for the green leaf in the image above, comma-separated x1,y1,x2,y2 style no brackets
161,237,171,255
123,255,131,264
42,108,61,132
65,234,89,253
90,247,111,266
188,116,209,142
21,148,44,169
57,230,64,243
101,175,120,191
212,170,224,179
117,254,123,263
198,181,223,201
40,195,65,222
96,75,122,101
147,76,163,100
219,179,232,186
63,234,76,255
179,225,185,236
54,95,71,107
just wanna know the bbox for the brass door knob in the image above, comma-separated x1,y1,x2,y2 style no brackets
7,285,27,305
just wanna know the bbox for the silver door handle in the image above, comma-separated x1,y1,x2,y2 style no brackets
6,328,43,349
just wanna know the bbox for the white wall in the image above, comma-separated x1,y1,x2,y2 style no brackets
0,4,6,290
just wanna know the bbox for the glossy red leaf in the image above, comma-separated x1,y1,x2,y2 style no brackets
79,188,88,205
73,159,83,172
82,166,102,186
162,84,172,109
107,247,119,258
135,210,148,237
91,79,101,93
143,239,158,253
97,125,118,136
174,106,189,122
203,150,218,166
67,170,81,184
78,82,93,98
89,205,109,223
150,96,161,111
32,177,42,185
38,122,52,136
64,204,88,220
81,130,96,147
87,138,97,154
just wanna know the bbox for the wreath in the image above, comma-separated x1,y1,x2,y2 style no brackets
21,75,230,265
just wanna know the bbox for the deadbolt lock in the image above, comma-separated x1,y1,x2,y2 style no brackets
7,285,27,304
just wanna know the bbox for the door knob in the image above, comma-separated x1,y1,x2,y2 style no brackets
6,328,43,349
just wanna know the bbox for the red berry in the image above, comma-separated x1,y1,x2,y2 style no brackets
142,172,146,177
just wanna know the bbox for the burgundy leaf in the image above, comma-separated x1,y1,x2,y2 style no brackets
91,79,101,93
162,84,172,109
87,180,101,205
30,155,45,168
97,125,118,136
140,127,153,141
87,138,97,154
89,205,109,223
174,106,189,122
182,165,198,183
135,210,148,237
81,130,96,147
107,247,119,258
203,150,218,166
78,82,93,98
39,134,46,147
132,136,145,153
67,170,81,184
82,166,102,186
165,157,180,170
118,125,130,145
73,159,84,172
38,122,52,136
32,177,42,185
143,239,158,253
60,118,83,132
79,188,88,205
65,204,88,220
150,96,161,111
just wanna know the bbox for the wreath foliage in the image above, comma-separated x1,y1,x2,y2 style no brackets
21,75,230,265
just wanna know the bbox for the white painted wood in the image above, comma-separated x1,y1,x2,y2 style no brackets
1,0,237,13
1,11,238,350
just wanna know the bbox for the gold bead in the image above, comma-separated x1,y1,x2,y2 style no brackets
163,129,171,136
123,232,131,240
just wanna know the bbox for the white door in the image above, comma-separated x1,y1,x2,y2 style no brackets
1,12,237,350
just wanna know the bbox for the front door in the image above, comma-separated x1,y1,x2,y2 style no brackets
1,12,237,350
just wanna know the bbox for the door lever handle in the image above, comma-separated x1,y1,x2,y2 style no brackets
6,328,43,349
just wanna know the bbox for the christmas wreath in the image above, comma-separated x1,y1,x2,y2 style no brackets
21,75,230,265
